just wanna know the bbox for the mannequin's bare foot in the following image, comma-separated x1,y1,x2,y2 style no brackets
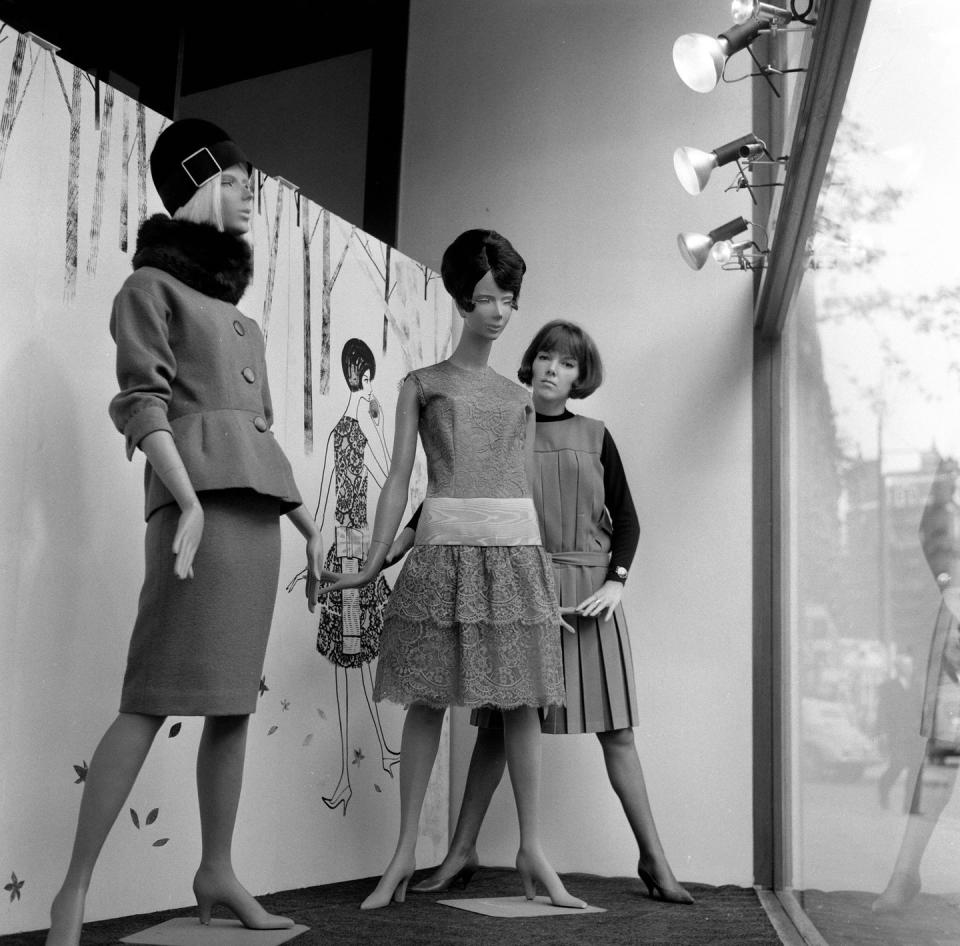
45,886,85,946
872,872,921,914
193,867,294,928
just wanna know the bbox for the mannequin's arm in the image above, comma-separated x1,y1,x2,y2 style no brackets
139,430,203,580
317,378,420,595
285,504,325,613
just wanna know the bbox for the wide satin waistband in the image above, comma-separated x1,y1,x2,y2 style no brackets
549,550,610,567
415,497,542,546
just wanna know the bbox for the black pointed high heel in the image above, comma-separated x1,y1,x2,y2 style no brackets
637,861,695,904
410,852,480,893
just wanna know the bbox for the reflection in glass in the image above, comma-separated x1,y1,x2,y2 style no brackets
785,2,960,942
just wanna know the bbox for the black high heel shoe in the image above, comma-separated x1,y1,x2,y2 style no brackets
637,861,695,904
410,852,480,893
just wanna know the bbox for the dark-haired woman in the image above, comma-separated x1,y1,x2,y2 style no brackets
317,233,585,911
45,119,323,946
409,320,694,903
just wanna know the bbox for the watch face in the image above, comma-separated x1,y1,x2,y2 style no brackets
615,566,628,580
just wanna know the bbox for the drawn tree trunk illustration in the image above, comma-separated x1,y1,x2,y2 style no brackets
260,181,284,342
303,200,314,453
415,262,439,301
119,96,130,252
318,207,352,399
86,85,114,276
136,103,147,232
0,31,28,185
382,244,391,354
63,65,81,301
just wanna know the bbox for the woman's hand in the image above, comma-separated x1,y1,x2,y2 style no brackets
172,500,204,579
304,532,325,614
575,580,623,623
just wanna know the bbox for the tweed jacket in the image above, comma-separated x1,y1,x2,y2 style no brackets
109,216,302,520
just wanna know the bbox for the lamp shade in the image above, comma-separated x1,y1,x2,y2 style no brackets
674,134,761,194
673,21,764,93
677,217,749,270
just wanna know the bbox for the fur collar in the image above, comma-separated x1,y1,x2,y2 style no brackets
132,214,253,304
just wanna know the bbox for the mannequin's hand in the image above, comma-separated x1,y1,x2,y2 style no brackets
944,587,960,623
558,607,578,634
383,527,416,568
304,533,325,613
172,501,204,579
575,580,623,623
317,565,378,595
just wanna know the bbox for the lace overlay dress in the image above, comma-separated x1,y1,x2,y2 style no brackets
374,361,565,709
317,415,390,668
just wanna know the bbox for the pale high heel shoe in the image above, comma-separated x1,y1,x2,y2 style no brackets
515,849,586,909
44,887,85,946
192,869,294,929
872,871,921,913
637,860,695,904
360,858,415,910
411,850,480,893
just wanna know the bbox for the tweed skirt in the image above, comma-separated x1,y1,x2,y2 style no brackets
119,489,283,716
473,550,639,734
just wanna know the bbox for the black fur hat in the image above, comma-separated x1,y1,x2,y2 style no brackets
150,118,250,214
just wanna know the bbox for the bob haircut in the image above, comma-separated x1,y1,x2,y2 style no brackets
341,337,377,392
440,229,526,312
174,174,224,231
517,319,604,399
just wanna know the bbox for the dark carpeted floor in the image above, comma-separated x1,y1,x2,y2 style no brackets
797,888,960,946
0,868,783,946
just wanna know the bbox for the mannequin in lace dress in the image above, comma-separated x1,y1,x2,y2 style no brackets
316,230,585,911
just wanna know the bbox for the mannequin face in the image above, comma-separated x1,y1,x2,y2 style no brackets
459,270,515,341
220,164,253,235
531,349,579,411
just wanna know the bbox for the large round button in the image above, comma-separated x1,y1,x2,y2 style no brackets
233,320,246,336
253,416,268,432
241,367,256,383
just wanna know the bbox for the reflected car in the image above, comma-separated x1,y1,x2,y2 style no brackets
801,697,882,781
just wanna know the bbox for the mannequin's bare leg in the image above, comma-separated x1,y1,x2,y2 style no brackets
45,713,164,946
192,715,293,928
361,703,446,909
873,748,958,912
412,725,506,891
504,706,586,908
597,727,694,903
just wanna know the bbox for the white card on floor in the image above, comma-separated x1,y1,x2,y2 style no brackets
120,918,309,945
438,895,605,917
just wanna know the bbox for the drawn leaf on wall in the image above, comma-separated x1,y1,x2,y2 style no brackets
145,808,159,826
3,871,24,902
152,838,169,847
267,725,278,735
316,708,326,720
302,733,314,746
168,722,181,738
73,760,88,784
374,784,382,793
129,808,140,829
259,675,269,697
351,747,364,766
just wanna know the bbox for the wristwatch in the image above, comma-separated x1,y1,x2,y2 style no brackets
612,565,628,582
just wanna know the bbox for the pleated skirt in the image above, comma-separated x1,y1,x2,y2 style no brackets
473,552,639,734
119,489,283,716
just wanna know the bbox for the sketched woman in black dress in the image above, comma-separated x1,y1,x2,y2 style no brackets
290,338,398,813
